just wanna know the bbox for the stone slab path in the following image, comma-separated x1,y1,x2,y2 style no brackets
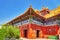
20,38,58,40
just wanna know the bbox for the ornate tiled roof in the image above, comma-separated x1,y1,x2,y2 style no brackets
34,6,60,19
7,6,60,24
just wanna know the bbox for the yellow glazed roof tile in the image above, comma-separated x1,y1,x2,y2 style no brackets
43,6,60,18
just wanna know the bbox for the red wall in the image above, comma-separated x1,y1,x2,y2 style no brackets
20,24,59,38
30,24,59,35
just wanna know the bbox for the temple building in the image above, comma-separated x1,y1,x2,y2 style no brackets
7,6,60,39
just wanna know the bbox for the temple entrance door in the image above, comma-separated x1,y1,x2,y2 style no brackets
24,30,27,38
36,30,40,38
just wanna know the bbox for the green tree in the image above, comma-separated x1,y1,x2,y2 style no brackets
0,24,20,40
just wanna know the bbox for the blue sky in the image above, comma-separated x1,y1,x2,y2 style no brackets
0,0,60,24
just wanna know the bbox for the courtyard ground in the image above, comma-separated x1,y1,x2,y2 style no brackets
20,38,58,40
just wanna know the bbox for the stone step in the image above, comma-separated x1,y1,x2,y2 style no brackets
20,38,57,40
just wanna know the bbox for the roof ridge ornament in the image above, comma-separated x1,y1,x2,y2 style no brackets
42,5,45,9
57,6,60,9
30,5,32,8
42,5,48,10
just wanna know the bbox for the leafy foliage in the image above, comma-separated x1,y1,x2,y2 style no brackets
0,24,20,40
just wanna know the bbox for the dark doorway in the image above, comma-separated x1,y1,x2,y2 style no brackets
24,30,27,38
36,30,40,38
57,35,59,39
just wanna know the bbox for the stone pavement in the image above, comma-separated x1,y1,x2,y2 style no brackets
20,38,58,40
